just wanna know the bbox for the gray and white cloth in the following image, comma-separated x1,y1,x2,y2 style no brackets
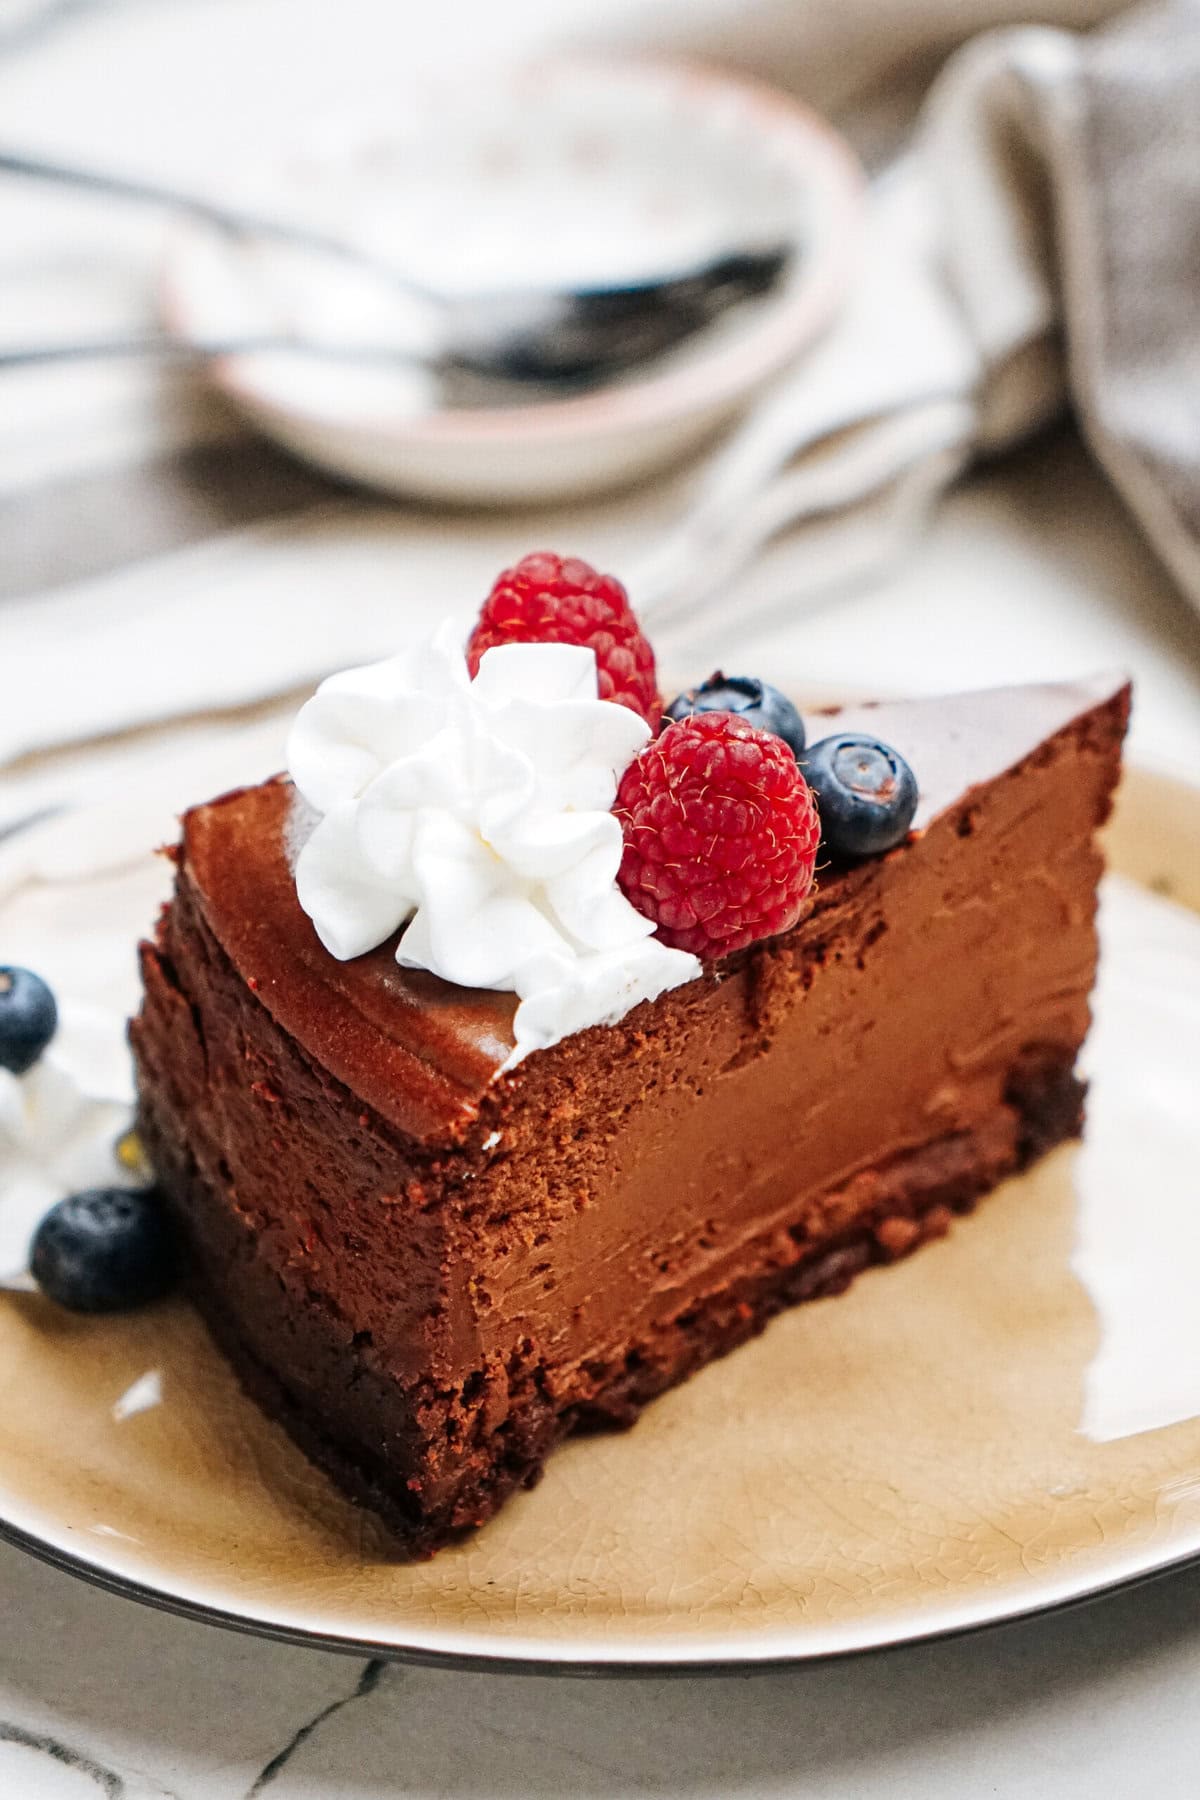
914,0,1200,610
645,0,1200,624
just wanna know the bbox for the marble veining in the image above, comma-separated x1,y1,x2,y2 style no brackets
0,1722,127,1798
246,1661,385,1796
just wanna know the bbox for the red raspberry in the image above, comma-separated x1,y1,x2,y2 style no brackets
615,713,821,959
466,552,658,724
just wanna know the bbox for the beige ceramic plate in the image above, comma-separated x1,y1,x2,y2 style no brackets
1,766,1199,1671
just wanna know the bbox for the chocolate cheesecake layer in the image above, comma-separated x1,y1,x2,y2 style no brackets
131,676,1129,1554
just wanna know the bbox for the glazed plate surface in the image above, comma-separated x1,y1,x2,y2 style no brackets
1,766,1199,1670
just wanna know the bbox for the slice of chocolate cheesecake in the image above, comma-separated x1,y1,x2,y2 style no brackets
131,674,1129,1555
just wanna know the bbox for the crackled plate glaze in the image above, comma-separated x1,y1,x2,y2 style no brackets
1,766,1199,1671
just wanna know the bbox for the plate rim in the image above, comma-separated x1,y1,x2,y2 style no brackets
2,757,1198,1673
4,1507,1200,1677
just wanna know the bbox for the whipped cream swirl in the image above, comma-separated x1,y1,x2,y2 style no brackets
287,624,700,1069
0,1002,134,1281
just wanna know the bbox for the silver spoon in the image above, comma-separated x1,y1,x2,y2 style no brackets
0,147,792,390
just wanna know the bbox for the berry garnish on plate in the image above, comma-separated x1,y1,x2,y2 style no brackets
615,712,821,958
30,1188,177,1314
115,1126,153,1181
0,966,58,1076
466,551,658,724
801,734,918,858
664,673,806,759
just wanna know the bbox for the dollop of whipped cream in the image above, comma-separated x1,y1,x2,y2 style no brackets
0,1002,133,1281
286,623,700,1069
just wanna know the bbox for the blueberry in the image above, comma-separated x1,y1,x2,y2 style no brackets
0,967,58,1075
31,1188,176,1314
801,734,918,858
664,673,806,759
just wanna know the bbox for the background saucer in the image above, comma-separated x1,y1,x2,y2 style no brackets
161,58,863,504
0,765,1198,1671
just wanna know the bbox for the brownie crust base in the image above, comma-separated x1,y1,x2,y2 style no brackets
139,1057,1083,1557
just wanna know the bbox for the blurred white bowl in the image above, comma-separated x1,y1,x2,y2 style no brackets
162,57,864,505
